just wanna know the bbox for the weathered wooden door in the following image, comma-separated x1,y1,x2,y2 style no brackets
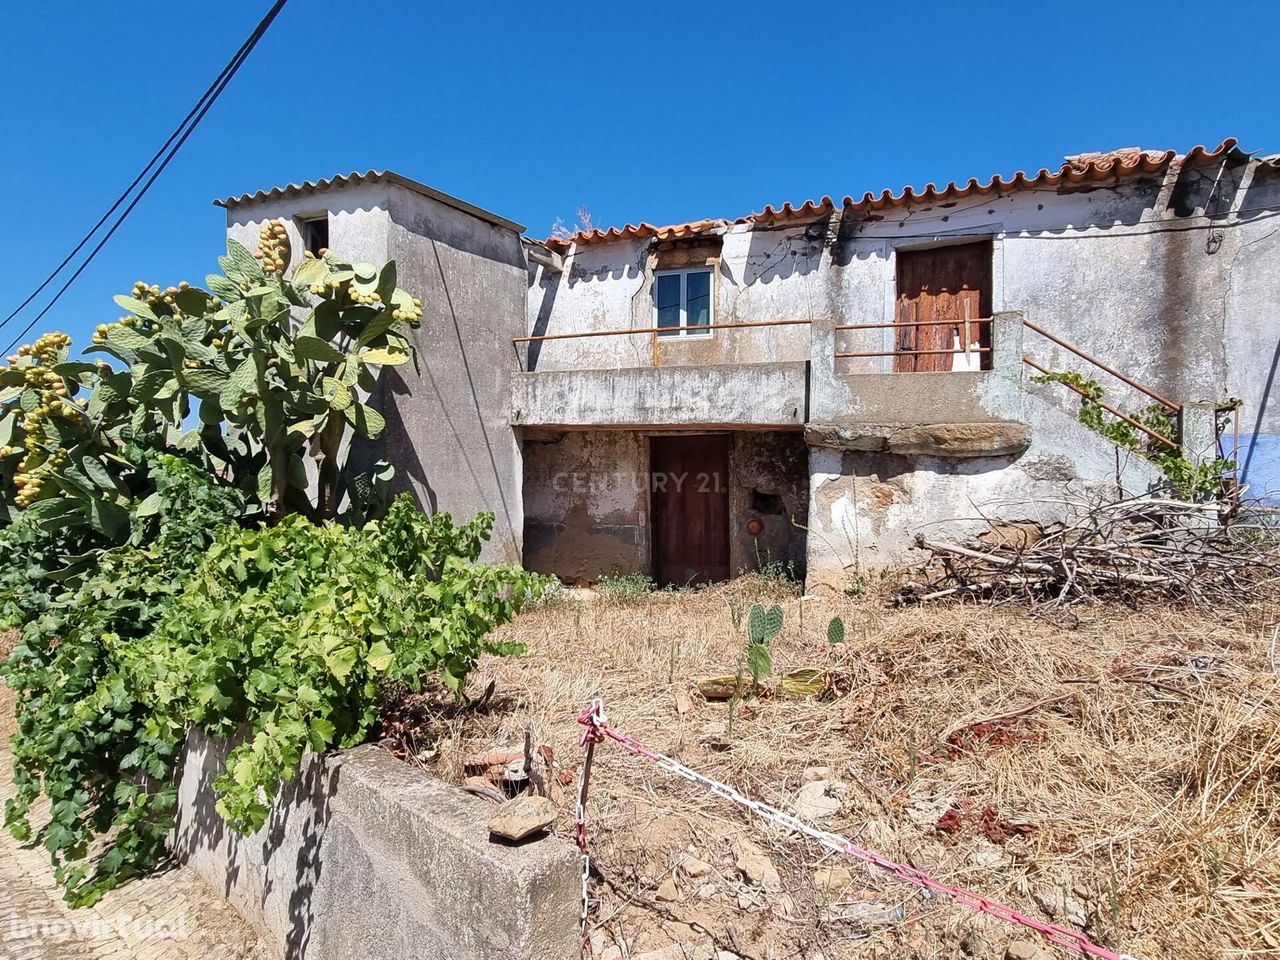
894,241,993,372
651,435,730,587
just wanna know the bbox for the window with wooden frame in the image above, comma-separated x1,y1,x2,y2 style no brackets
653,267,714,338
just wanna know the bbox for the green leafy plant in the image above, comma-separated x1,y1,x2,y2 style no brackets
125,495,543,833
1,455,245,905
746,602,783,687
0,230,544,908
3,489,542,902
1032,371,1234,499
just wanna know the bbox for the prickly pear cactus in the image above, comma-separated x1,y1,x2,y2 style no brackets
827,615,845,645
747,602,783,646
1,219,428,531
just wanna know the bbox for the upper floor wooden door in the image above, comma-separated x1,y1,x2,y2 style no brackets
894,241,993,372
651,435,730,587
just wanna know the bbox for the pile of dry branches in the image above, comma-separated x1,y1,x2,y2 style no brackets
901,495,1280,607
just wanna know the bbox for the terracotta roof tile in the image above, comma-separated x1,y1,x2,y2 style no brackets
544,139,1248,249
543,218,724,254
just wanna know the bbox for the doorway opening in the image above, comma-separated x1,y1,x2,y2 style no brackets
650,434,730,587
894,240,993,372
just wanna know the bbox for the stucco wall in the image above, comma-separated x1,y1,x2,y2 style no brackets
804,386,1167,588
536,158,1278,440
728,431,809,579
224,182,392,267
525,228,816,372
222,180,527,563
378,183,527,563
174,731,579,960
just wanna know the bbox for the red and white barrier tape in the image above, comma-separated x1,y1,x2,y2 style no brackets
575,698,1139,960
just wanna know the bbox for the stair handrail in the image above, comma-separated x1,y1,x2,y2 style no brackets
1022,320,1181,415
1022,355,1178,450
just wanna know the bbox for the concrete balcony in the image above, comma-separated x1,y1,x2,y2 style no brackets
805,312,1031,457
511,361,808,429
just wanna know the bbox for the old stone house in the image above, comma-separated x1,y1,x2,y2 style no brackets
217,138,1280,591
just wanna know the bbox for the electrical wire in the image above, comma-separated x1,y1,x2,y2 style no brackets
0,0,289,356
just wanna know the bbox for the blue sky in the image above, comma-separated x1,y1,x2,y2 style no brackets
1,0,1277,355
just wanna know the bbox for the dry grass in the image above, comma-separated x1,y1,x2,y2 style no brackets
399,581,1280,959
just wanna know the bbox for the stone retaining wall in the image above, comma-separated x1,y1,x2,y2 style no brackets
173,731,580,960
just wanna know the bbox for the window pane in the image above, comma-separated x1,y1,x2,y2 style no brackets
655,274,681,337
686,270,711,331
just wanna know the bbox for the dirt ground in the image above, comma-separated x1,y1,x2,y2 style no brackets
393,578,1279,960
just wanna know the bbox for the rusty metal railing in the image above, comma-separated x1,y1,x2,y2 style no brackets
1021,355,1178,450
1021,319,1181,451
834,318,993,367
513,318,812,370
1022,320,1181,415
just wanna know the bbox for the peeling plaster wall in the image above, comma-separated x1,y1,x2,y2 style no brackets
805,388,1167,589
728,431,809,579
520,429,809,583
533,160,1278,432
521,429,650,582
525,226,817,372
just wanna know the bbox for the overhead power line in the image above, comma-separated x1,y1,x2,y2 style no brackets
1,0,289,357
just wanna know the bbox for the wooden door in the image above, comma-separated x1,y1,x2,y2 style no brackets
651,435,730,587
894,241,993,372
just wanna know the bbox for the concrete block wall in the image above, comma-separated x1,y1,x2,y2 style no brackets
173,731,579,960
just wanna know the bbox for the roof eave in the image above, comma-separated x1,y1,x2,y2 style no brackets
214,170,525,234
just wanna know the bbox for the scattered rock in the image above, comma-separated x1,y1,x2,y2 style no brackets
836,901,905,926
698,676,744,700
793,780,841,820
734,839,782,891
695,883,718,900
813,864,853,890
802,766,830,782
1005,942,1050,960
960,933,993,957
773,892,797,918
968,841,1009,871
654,876,680,902
675,690,695,715
905,792,955,830
681,856,712,878
487,794,557,841
1032,888,1088,927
